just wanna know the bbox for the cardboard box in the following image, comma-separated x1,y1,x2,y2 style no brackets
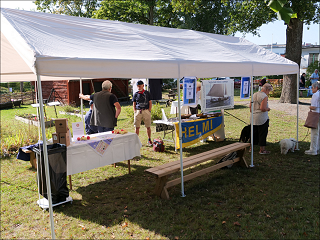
59,129,71,147
52,133,60,144
55,118,69,133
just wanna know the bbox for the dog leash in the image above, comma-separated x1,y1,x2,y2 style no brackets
300,128,310,142
224,110,249,125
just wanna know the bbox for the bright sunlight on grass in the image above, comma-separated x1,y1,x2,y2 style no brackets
1,94,319,239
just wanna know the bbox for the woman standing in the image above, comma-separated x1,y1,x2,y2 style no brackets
249,83,273,154
305,82,320,155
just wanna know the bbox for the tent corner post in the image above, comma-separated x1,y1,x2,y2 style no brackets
36,74,56,239
296,71,300,150
177,67,185,198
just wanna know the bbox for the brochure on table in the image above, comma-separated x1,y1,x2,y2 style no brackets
200,79,234,112
182,77,197,106
240,77,250,99
72,122,85,141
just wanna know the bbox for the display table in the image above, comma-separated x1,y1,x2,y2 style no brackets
170,101,191,115
154,115,223,150
67,132,142,188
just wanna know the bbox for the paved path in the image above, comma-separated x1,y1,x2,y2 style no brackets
235,99,311,120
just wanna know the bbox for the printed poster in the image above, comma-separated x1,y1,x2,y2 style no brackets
240,77,251,99
183,77,197,106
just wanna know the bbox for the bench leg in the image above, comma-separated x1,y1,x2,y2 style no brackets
235,148,248,168
155,176,169,199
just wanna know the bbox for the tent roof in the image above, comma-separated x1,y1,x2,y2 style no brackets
1,8,298,82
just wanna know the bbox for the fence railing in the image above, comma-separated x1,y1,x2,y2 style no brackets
0,91,36,104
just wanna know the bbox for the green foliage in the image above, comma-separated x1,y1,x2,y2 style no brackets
0,86,9,93
62,104,76,113
305,80,311,88
34,0,100,18
267,0,297,24
269,85,282,97
123,106,134,123
1,100,319,239
266,74,283,79
93,0,183,27
151,103,162,120
0,82,33,92
306,61,319,78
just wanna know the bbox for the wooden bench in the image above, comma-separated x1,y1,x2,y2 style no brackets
145,142,250,199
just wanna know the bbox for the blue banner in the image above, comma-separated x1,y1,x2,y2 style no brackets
174,116,222,149
240,77,250,99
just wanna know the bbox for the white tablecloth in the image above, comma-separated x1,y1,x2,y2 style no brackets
170,101,191,115
67,132,142,175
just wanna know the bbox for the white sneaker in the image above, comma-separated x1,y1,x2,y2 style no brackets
305,150,317,155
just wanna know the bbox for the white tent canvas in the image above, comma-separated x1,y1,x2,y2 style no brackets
1,8,298,82
1,8,299,238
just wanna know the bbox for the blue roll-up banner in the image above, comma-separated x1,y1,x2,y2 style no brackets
240,77,250,99
174,116,222,149
183,77,197,106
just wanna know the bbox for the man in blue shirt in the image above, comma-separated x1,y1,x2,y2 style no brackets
132,80,152,146
310,69,319,84
84,100,98,135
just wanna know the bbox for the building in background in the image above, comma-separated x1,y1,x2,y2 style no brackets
261,43,320,75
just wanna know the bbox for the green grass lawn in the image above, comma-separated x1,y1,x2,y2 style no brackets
1,94,319,239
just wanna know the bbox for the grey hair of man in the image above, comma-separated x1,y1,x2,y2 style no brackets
102,80,112,91
262,83,273,92
312,81,320,89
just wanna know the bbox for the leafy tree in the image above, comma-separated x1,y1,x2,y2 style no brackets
34,0,100,18
306,60,319,78
177,0,234,35
230,0,319,103
93,0,183,27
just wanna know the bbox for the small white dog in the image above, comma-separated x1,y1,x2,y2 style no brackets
279,138,297,155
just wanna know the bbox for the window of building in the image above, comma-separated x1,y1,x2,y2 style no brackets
308,53,319,65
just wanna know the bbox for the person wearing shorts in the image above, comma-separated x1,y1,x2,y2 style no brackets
132,80,152,146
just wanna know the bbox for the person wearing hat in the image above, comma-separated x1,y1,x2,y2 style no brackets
84,100,98,135
79,80,121,132
132,80,152,146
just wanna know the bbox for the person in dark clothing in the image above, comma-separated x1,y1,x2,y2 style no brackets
84,100,98,135
300,73,306,97
79,80,121,132
133,80,152,146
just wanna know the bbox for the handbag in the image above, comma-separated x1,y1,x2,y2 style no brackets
304,111,320,129
153,138,165,152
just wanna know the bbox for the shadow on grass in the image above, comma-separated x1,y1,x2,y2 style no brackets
54,162,255,239
52,139,317,239
232,104,248,109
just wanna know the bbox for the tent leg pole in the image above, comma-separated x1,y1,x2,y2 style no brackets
296,71,300,150
80,77,84,134
250,75,254,167
177,66,186,197
36,74,56,239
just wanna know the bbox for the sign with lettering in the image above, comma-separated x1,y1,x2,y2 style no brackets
174,116,222,149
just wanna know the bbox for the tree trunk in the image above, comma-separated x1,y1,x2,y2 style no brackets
149,5,154,25
280,18,303,104
20,82,24,92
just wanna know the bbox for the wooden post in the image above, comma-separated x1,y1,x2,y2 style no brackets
68,175,72,190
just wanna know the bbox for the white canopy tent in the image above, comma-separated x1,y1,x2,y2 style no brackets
1,8,299,239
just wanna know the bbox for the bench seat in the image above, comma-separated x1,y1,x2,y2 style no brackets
145,142,250,199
